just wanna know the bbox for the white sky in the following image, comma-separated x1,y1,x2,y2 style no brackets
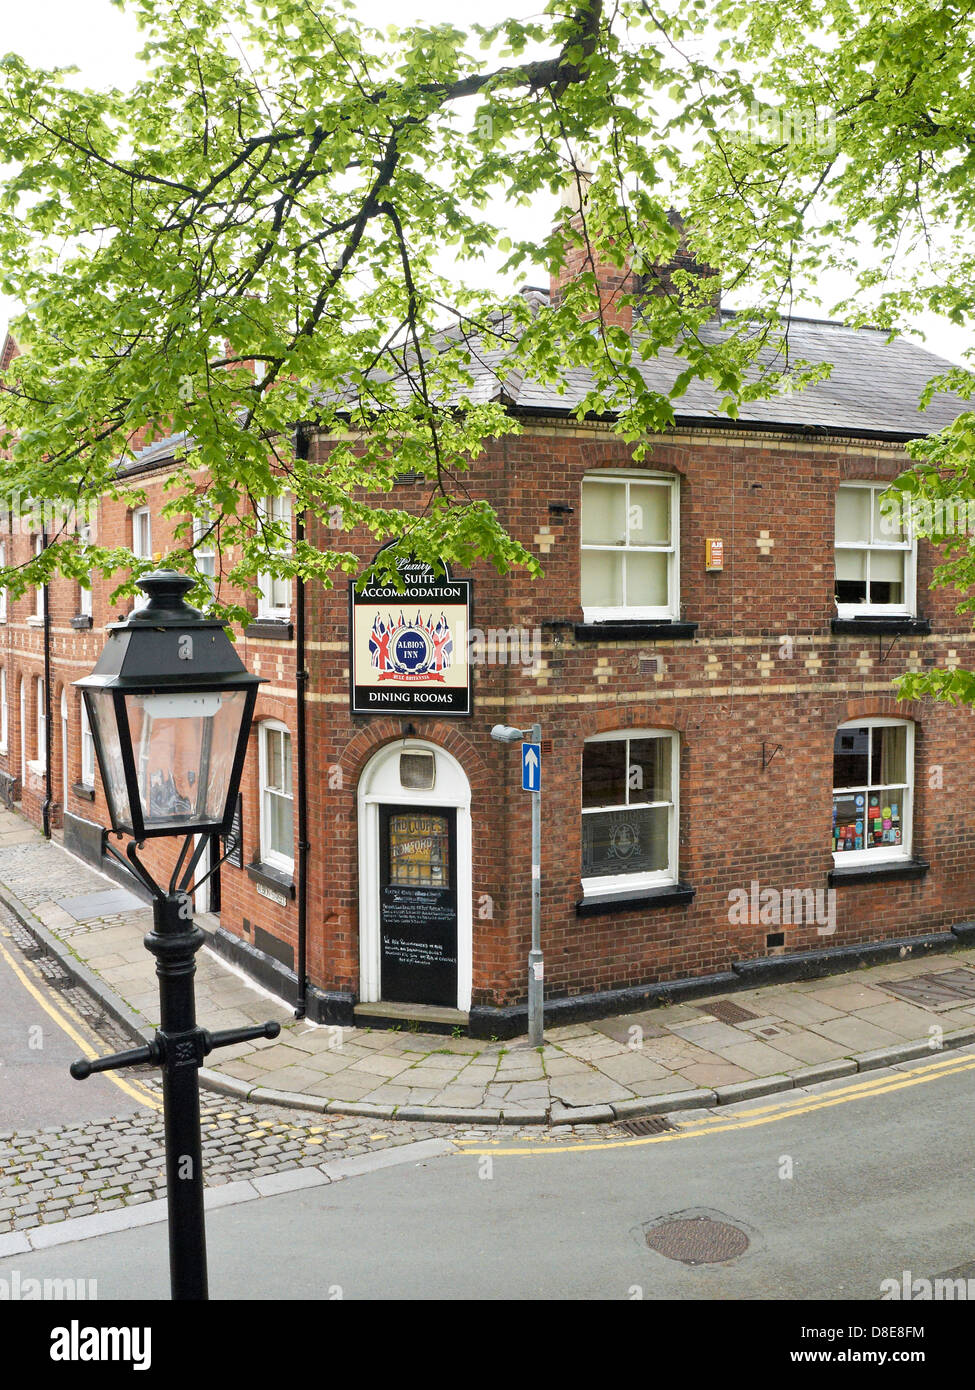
1,0,972,372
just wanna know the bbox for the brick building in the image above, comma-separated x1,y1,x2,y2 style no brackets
1,252,973,1037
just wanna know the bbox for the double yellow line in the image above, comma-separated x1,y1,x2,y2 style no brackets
455,1049,975,1156
0,931,160,1112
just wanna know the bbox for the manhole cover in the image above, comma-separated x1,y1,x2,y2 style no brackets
696,999,757,1025
645,1216,749,1265
882,968,975,1010
616,1115,679,1136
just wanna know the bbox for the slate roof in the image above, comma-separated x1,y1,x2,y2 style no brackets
441,301,970,439
122,297,970,474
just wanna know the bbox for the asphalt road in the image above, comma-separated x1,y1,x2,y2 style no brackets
6,1049,975,1301
0,923,145,1129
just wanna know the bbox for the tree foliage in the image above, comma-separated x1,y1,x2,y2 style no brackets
1,0,974,680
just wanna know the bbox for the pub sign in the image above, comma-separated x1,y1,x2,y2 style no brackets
350,556,472,716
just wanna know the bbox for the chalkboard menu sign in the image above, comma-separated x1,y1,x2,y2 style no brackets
223,795,243,868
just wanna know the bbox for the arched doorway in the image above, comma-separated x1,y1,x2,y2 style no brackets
357,739,472,1011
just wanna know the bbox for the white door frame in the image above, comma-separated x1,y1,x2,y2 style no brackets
194,833,213,914
357,739,472,1011
19,679,25,787
60,688,68,812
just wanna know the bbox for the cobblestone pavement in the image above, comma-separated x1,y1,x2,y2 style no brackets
0,906,617,1236
5,808,975,1135
0,1087,616,1236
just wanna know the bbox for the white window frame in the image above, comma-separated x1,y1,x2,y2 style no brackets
132,507,152,610
30,535,44,624
61,688,68,810
192,511,217,597
78,522,93,618
835,481,916,618
832,717,914,867
257,494,292,620
0,668,7,755
581,471,679,622
19,678,25,789
581,728,679,897
33,675,46,773
0,542,7,624
258,719,294,874
80,696,96,789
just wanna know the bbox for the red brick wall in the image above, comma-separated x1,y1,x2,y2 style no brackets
2,420,974,1012
299,422,975,1007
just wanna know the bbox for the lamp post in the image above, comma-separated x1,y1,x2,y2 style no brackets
490,722,543,1046
69,571,280,1301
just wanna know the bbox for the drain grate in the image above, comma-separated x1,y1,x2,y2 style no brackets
646,1215,750,1265
882,968,975,1011
616,1115,679,1136
697,998,757,1025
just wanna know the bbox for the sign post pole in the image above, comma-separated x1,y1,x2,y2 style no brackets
524,724,543,1047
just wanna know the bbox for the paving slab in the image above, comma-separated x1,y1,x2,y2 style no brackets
3,806,975,1130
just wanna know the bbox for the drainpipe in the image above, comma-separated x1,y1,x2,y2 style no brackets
41,523,52,839
294,424,310,1019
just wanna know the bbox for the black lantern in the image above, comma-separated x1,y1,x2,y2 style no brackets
69,571,280,1301
76,571,260,840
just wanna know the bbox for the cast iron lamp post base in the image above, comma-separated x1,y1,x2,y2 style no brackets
71,872,280,1300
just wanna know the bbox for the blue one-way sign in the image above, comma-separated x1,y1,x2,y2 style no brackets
522,742,541,791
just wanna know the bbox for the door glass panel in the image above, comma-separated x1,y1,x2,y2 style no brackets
388,812,450,887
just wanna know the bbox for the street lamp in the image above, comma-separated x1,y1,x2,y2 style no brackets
69,571,280,1301
490,722,544,1046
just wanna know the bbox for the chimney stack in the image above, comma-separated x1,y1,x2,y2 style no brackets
549,200,720,331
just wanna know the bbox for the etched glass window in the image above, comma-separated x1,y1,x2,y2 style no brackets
388,813,450,887
582,731,677,892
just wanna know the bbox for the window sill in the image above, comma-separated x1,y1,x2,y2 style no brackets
829,857,929,886
246,860,296,898
831,617,930,637
26,759,46,776
576,882,695,916
72,782,95,802
573,621,698,642
26,616,44,628
246,618,294,641
70,615,93,631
